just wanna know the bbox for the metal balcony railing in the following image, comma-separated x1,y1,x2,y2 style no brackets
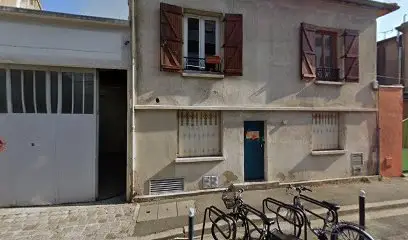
316,67,340,82
183,57,221,73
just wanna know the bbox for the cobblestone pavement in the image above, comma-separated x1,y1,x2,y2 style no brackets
0,203,139,240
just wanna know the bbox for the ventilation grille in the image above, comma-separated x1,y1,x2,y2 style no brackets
351,153,363,176
149,178,184,195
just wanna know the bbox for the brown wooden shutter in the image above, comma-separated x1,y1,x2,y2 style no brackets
343,29,359,82
300,23,316,80
160,3,183,72
224,14,243,76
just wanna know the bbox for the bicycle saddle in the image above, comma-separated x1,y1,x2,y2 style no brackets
322,200,340,211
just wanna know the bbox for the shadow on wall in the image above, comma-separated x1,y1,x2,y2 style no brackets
356,83,376,108
282,155,341,182
135,110,176,133
346,113,377,175
139,71,222,105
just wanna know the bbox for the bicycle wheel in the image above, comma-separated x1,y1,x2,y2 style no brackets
331,224,374,240
210,215,238,240
276,206,302,238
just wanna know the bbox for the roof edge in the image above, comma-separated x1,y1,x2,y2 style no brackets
332,0,400,17
0,6,129,28
377,36,397,45
397,22,408,32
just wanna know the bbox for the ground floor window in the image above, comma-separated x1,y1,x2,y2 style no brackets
312,112,342,151
177,110,221,157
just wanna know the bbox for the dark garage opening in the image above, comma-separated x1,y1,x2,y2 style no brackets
98,69,127,201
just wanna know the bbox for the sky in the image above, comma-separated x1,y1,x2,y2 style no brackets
41,0,406,41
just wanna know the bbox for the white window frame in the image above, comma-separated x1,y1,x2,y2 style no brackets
183,14,221,68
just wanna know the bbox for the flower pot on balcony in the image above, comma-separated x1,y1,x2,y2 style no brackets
206,56,221,64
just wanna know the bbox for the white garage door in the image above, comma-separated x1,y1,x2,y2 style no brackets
0,66,97,207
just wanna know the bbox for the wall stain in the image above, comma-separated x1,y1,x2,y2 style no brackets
276,172,285,182
223,171,238,186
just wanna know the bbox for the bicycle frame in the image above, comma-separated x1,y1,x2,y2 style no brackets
292,193,339,240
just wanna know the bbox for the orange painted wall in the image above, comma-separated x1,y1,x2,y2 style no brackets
379,87,403,177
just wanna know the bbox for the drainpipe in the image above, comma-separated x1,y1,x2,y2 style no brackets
127,0,137,201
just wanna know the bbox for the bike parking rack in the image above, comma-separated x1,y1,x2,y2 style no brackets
240,203,274,238
297,194,339,225
201,206,237,240
263,197,306,240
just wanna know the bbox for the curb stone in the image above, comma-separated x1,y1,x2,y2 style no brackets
133,176,380,203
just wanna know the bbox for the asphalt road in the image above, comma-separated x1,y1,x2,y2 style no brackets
368,214,408,240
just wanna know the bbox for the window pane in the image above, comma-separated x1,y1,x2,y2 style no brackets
23,70,35,113
188,18,199,58
205,20,216,56
73,73,83,114
324,35,333,68
35,71,47,113
187,18,200,70
11,70,23,113
84,73,94,114
0,69,7,113
315,34,323,68
61,72,73,114
50,71,58,113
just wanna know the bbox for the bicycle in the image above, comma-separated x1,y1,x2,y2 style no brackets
282,184,375,240
209,184,275,239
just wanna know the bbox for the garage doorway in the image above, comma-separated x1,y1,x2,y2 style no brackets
98,69,127,201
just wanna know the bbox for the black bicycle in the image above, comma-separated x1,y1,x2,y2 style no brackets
281,184,375,240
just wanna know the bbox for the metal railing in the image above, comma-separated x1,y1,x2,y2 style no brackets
183,57,221,72
316,67,340,81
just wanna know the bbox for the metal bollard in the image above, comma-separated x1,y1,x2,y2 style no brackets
359,190,366,229
188,208,195,240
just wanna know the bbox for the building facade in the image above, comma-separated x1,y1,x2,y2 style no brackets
0,7,130,207
130,0,398,196
0,0,41,9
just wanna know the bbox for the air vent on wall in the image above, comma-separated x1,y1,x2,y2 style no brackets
149,178,184,195
351,153,363,176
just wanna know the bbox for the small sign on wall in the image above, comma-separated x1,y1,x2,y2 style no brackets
245,131,259,140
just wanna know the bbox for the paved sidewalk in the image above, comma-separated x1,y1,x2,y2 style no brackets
0,177,408,239
135,177,408,237
0,201,139,240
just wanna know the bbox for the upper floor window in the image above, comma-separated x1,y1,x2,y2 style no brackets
160,3,243,76
315,31,339,81
301,23,359,83
183,16,220,72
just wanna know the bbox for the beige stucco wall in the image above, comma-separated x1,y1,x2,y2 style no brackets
132,0,380,196
134,0,378,109
134,110,377,195
0,0,41,9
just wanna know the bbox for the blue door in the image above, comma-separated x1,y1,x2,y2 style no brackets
244,121,265,181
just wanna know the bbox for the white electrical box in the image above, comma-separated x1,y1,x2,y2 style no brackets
202,175,219,189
